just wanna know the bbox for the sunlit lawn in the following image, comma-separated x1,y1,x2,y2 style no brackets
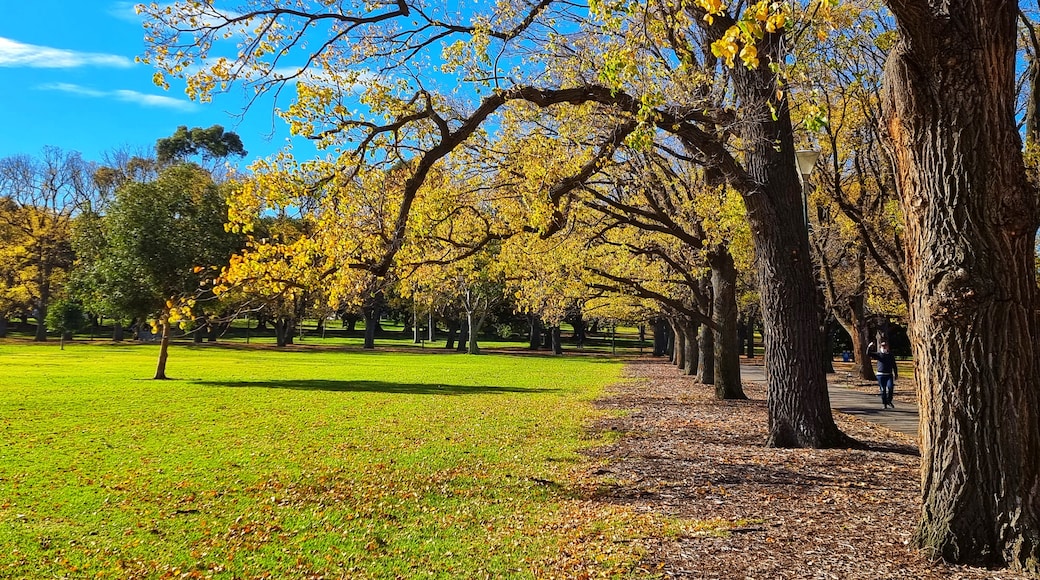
0,341,645,578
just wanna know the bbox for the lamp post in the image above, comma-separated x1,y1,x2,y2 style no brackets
795,149,821,229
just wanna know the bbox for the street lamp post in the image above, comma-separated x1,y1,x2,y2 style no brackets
795,149,821,229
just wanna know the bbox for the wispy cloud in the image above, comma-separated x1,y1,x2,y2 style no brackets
0,36,134,68
108,1,144,22
39,82,197,112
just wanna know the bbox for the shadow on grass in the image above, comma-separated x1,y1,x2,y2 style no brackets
194,379,561,396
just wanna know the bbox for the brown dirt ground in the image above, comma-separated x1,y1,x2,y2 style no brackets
581,357,1034,580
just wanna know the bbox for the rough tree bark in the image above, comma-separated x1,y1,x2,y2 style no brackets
882,2,1040,571
729,34,852,448
709,248,746,399
696,322,714,383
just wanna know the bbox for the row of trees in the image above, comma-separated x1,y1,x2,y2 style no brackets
133,0,1040,572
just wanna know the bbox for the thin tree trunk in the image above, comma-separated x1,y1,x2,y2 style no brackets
745,316,756,358
883,3,1040,571
821,317,835,374
683,322,699,377
671,319,686,370
466,310,480,354
154,319,170,380
848,294,875,381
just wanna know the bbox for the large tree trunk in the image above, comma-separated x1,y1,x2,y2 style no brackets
882,4,1040,571
710,249,746,400
0,317,8,338
730,39,851,448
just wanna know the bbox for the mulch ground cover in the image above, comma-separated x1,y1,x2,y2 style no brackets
582,357,1033,579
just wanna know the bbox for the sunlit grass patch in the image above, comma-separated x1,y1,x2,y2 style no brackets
0,341,643,578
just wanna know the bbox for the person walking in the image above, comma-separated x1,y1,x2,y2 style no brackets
867,340,898,409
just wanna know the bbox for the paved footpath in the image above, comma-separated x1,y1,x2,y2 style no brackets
740,363,919,438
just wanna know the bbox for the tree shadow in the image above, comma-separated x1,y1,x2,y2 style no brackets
193,379,560,396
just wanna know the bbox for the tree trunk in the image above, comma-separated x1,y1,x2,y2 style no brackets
528,315,542,350
821,317,835,374
153,319,171,380
571,316,586,349
0,317,8,338
745,316,756,358
848,294,875,381
362,307,377,349
666,321,675,360
671,318,686,370
710,249,747,400
208,320,221,342
34,304,48,342
653,318,668,356
274,317,291,347
444,319,459,350
697,322,714,384
468,307,488,355
683,322,699,377
342,314,358,332
456,319,469,352
729,37,851,449
882,4,1040,571
550,326,563,355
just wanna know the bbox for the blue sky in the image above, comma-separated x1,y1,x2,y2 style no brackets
0,1,304,167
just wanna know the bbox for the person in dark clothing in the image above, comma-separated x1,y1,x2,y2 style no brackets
867,340,899,409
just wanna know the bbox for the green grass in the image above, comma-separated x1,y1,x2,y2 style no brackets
0,341,644,579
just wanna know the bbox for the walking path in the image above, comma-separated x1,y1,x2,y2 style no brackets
740,362,919,438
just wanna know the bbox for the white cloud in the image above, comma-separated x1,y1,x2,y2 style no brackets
108,2,144,22
39,82,197,112
0,36,134,68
